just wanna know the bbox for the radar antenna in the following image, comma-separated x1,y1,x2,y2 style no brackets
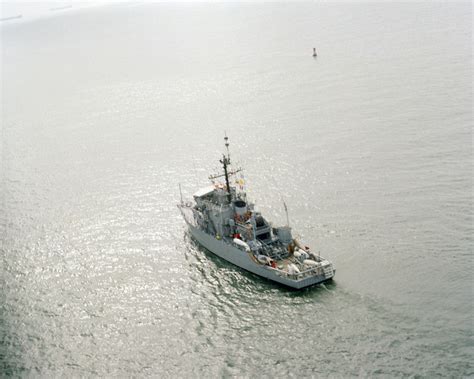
224,132,230,161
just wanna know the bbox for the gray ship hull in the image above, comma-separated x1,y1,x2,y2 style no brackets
186,222,333,289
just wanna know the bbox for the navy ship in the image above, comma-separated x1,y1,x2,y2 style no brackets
178,136,335,289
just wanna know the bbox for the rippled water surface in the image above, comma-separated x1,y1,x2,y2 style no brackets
1,2,472,377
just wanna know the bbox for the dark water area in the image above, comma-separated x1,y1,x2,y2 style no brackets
1,2,472,376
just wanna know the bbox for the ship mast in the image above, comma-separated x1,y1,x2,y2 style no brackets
221,134,232,203
209,134,241,204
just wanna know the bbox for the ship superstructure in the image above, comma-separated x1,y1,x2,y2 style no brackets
178,136,335,289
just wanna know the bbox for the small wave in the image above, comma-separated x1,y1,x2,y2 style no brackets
0,15,22,22
49,5,73,12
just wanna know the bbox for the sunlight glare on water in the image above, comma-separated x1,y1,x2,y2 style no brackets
1,2,472,376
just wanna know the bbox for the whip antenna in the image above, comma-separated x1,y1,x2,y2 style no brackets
283,201,290,227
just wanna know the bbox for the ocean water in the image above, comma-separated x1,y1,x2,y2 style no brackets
1,2,472,377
